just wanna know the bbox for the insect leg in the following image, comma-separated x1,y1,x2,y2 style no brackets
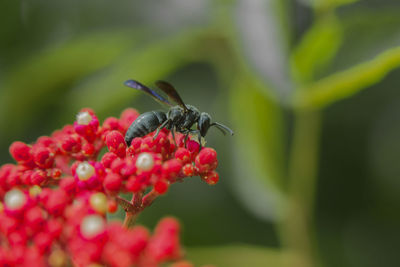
184,132,190,148
170,127,177,147
153,119,170,140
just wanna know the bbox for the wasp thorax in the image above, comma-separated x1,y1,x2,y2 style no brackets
168,106,184,123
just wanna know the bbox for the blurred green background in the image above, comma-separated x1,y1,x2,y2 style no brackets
1,0,400,266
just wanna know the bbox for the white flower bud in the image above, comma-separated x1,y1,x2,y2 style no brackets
80,215,105,238
76,162,95,180
4,189,26,210
136,152,154,171
76,112,92,125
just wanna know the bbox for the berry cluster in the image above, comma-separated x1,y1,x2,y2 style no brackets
0,108,220,266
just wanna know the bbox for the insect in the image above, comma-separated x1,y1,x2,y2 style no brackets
124,79,234,148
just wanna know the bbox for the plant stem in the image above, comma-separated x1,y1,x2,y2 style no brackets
117,190,159,229
281,110,321,267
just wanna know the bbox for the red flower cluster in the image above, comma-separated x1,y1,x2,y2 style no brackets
0,108,220,266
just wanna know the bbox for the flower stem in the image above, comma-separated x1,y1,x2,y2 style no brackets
281,110,321,267
117,190,159,228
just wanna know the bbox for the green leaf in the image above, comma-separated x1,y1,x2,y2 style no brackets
322,8,400,78
0,32,134,140
291,14,343,84
294,46,400,108
229,72,286,221
187,245,296,267
293,8,400,108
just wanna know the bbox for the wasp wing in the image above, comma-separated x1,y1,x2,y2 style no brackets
124,80,172,106
155,80,188,111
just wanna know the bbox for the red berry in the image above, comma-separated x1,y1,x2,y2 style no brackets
45,190,69,216
30,169,47,185
201,171,219,185
59,176,77,194
154,179,169,194
102,117,120,132
174,148,191,164
182,164,195,177
25,207,45,230
162,159,182,181
195,148,218,174
101,152,118,168
60,134,82,154
107,199,118,213
120,108,140,132
104,173,122,192
106,130,127,158
82,142,95,157
32,146,54,169
9,142,32,163
34,232,53,253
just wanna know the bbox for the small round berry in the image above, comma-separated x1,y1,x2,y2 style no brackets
51,168,62,179
102,117,120,131
4,189,27,210
103,173,122,192
48,249,68,267
9,141,32,162
182,164,195,177
29,185,42,197
154,179,169,194
136,152,154,171
60,135,82,154
82,142,95,156
76,111,92,125
162,159,182,181
101,152,118,168
32,146,54,169
30,169,47,185
46,190,69,215
195,147,218,174
76,162,95,181
25,207,45,229
89,193,108,214
120,108,140,131
201,171,219,185
59,176,76,194
174,148,191,164
34,232,53,253
105,130,127,158
107,199,118,213
80,215,106,239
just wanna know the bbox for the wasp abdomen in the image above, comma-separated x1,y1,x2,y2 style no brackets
125,111,167,146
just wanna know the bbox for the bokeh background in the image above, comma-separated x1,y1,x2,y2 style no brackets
1,0,400,266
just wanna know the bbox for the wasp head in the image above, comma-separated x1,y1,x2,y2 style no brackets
198,112,211,137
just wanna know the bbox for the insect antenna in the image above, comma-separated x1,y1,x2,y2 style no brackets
211,122,234,136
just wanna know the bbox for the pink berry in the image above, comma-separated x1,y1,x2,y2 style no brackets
106,130,127,158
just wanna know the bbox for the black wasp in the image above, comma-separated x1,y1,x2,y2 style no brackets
124,80,234,148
